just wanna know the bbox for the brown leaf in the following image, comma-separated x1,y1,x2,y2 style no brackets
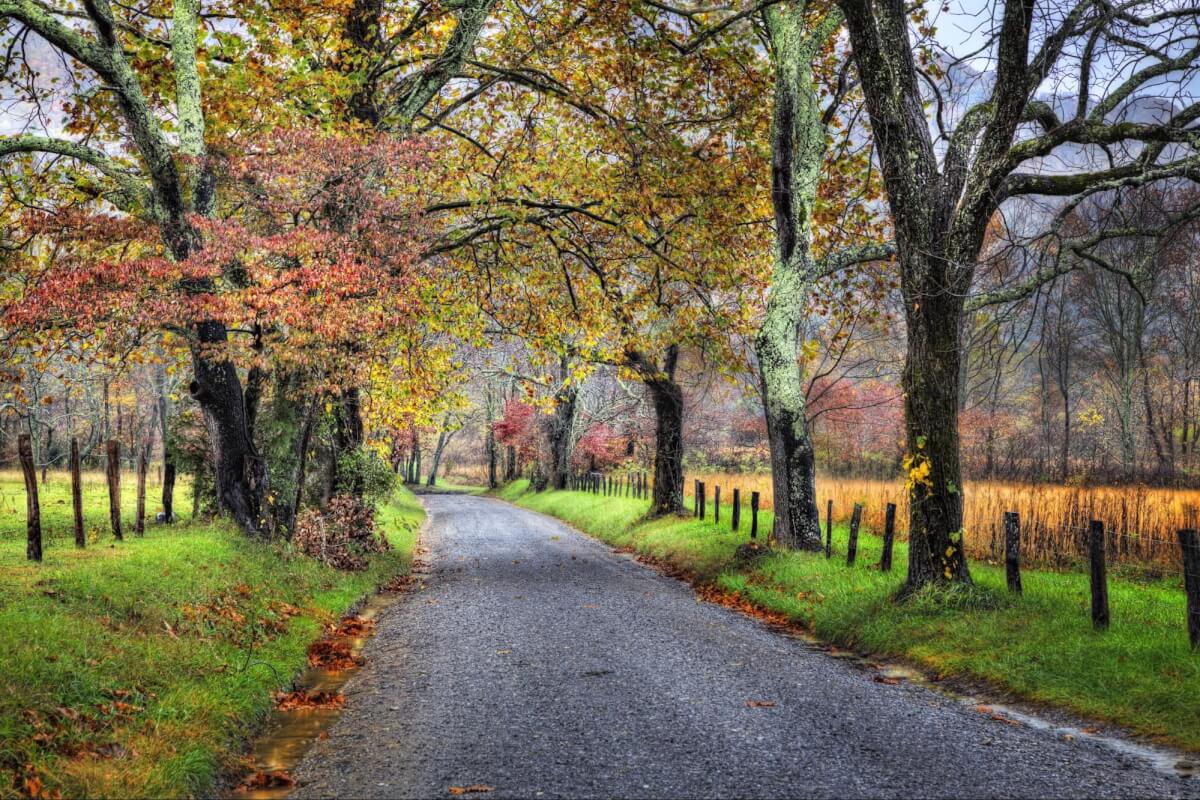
307,640,363,671
872,676,900,685
274,690,346,711
448,785,495,795
238,771,295,791
746,700,776,708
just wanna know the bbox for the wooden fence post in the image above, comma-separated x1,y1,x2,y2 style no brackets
1089,520,1109,630
107,440,122,541
750,492,759,540
136,444,149,536
1179,529,1200,649
19,434,41,562
1004,511,1022,594
732,488,740,532
70,437,84,548
825,499,833,558
714,485,720,524
881,502,896,572
699,482,706,520
847,504,863,566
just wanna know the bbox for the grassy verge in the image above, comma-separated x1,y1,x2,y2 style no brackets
498,480,1200,752
0,481,422,799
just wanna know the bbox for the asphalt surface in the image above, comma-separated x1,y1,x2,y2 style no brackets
290,494,1197,799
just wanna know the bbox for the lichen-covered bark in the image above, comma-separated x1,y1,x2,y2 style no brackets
543,357,578,491
753,3,840,550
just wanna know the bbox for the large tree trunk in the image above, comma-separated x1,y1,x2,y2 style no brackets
753,3,831,551
544,359,578,491
902,277,972,588
188,321,268,536
635,345,685,516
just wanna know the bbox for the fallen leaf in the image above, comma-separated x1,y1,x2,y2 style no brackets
307,640,363,671
872,676,900,685
274,690,345,711
237,771,295,791
448,785,494,795
746,700,776,708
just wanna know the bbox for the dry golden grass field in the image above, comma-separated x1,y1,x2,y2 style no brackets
682,472,1195,571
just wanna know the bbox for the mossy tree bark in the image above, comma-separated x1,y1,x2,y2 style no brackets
753,3,841,551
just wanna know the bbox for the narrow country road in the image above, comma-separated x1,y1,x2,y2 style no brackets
290,494,1195,799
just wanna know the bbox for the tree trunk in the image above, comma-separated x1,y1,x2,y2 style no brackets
505,444,517,481
289,401,317,534
414,439,421,485
545,364,578,491
135,443,148,536
162,461,176,523
70,438,84,547
486,428,498,489
752,4,847,551
156,357,176,523
19,434,41,562
902,282,972,589
106,439,123,541
188,322,268,536
638,346,685,516
332,387,366,496
1060,382,1071,483
427,426,454,487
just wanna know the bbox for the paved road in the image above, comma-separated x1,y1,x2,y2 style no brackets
290,494,1196,799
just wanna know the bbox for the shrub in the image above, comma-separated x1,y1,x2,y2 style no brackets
336,448,397,504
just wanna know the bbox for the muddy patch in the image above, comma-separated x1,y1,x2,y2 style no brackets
229,563,427,799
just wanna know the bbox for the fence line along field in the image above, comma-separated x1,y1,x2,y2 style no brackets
0,468,192,541
684,472,1197,570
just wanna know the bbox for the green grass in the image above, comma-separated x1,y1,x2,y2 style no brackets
501,480,1200,753
0,476,423,799
0,468,188,543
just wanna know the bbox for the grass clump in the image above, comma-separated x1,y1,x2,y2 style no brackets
501,479,1200,753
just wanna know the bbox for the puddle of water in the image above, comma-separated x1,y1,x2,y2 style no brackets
229,595,400,800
